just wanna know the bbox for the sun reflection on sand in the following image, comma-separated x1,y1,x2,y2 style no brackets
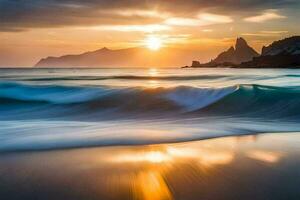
110,147,235,166
109,137,237,167
0,134,297,200
246,150,282,163
199,152,234,166
166,146,235,167
134,171,173,200
113,150,172,163
104,138,239,199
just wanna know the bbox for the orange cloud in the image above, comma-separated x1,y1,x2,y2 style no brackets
165,13,233,27
88,24,171,32
244,10,286,23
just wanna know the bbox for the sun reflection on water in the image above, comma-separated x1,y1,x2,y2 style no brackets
147,68,160,87
147,80,159,88
148,68,158,77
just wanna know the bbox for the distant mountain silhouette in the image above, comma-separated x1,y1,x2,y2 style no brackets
35,47,200,68
184,36,300,68
240,36,300,68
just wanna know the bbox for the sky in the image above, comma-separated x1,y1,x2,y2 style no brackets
0,0,300,67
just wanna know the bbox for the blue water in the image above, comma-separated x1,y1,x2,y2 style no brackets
1,68,300,151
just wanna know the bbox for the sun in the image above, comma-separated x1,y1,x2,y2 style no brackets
146,36,162,51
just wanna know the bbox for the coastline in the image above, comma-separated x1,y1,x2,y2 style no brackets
182,65,300,69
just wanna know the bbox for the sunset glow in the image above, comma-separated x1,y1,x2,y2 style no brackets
1,1,299,67
1,1,300,200
146,36,162,50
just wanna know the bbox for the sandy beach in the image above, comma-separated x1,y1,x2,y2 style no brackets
1,132,300,200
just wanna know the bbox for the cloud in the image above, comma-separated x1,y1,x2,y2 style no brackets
89,24,171,32
164,13,233,27
165,18,203,26
244,10,287,22
198,13,233,23
109,9,170,19
260,30,288,34
202,29,213,32
242,30,288,36
0,0,298,32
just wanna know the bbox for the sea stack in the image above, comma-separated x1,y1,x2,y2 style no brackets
189,37,259,67
213,37,259,64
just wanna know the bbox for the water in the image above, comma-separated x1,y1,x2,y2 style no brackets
1,67,300,151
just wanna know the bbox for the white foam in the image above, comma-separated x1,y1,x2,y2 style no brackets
163,86,237,112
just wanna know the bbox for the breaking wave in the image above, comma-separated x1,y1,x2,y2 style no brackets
1,82,300,120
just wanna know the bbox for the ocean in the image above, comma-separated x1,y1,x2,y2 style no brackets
1,67,300,151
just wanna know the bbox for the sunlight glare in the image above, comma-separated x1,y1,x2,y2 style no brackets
112,151,172,163
148,68,158,76
146,36,162,50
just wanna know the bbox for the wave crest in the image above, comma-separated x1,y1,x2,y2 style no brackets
1,82,300,120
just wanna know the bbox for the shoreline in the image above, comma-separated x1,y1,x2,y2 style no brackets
0,130,297,154
1,132,300,200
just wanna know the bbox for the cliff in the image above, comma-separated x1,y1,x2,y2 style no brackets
186,36,300,68
239,36,300,68
262,36,300,56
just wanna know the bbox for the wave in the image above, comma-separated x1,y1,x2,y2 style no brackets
197,84,300,119
0,75,231,81
2,81,300,151
1,82,300,120
2,74,300,82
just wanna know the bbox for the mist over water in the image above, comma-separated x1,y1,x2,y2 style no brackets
1,68,300,151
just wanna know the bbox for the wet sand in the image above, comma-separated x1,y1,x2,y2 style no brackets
1,133,300,200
